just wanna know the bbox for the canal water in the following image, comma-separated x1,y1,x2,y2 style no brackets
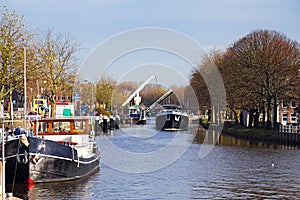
11,123,300,199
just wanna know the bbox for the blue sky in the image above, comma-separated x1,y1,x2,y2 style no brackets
2,0,300,85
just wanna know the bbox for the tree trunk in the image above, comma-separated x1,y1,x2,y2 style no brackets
262,104,266,127
229,107,239,123
273,98,278,129
254,108,259,128
266,100,272,129
49,94,56,118
240,110,244,126
234,110,239,123
51,102,56,118
248,109,254,128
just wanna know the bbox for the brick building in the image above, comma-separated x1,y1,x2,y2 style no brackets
278,100,298,125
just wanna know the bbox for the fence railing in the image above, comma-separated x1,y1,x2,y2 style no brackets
279,125,300,134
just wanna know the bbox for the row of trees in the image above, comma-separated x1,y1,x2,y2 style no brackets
95,76,190,116
0,6,195,118
0,6,79,116
191,30,300,128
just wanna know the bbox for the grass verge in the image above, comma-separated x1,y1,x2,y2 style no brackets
203,122,279,142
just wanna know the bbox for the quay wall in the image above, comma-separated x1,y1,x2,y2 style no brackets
279,125,300,144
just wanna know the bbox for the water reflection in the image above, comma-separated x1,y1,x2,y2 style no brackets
195,128,300,149
7,126,300,199
9,168,99,199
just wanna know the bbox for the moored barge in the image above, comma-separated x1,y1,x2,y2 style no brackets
1,117,100,184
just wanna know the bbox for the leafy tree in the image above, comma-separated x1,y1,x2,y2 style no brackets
217,49,255,124
140,84,166,107
170,85,185,106
191,53,227,123
95,75,115,111
190,30,300,128
111,82,137,114
0,6,32,115
0,7,80,118
224,30,300,128
190,65,210,110
184,85,200,114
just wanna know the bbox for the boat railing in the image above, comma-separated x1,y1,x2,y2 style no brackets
161,108,182,112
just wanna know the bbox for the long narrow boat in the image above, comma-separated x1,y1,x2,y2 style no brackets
1,117,100,184
155,104,189,131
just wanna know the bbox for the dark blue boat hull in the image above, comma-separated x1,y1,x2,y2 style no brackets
155,113,189,131
2,137,100,183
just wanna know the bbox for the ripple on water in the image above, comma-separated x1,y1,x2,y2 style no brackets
11,128,300,199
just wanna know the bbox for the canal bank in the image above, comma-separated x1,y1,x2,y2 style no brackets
201,123,279,142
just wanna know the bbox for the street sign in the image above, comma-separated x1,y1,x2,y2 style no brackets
74,93,80,102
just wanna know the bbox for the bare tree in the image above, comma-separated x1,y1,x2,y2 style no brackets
36,28,79,116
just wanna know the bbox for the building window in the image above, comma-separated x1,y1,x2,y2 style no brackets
282,113,288,125
291,113,297,123
291,101,296,108
282,101,288,108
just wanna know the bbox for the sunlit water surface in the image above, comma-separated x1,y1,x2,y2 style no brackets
10,124,300,199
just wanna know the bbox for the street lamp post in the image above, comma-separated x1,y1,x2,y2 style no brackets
30,88,33,111
91,82,95,115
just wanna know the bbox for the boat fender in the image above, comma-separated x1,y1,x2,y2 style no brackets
37,141,46,153
31,153,40,164
16,153,21,163
89,131,95,139
23,150,29,164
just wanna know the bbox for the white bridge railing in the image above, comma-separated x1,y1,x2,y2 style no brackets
279,125,300,134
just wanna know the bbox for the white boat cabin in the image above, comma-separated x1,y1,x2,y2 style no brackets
33,118,93,146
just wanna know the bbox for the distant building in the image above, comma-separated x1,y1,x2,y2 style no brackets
278,100,298,125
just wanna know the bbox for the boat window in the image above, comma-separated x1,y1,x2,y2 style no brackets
74,121,85,131
38,122,49,133
130,109,139,114
53,122,70,132
166,115,171,121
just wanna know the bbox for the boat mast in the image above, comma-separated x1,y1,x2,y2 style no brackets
1,117,5,199
24,47,27,131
